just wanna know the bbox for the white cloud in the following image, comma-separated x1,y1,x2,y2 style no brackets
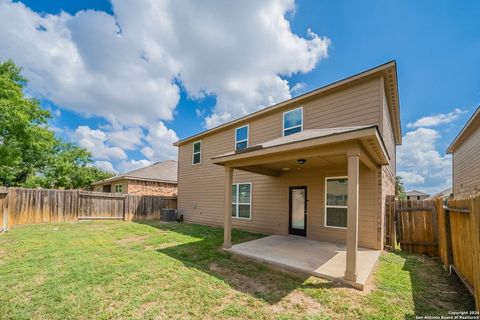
0,0,329,131
397,127,451,195
406,108,464,128
117,159,152,173
397,171,425,185
0,1,180,127
141,121,178,161
105,127,144,151
72,126,127,161
0,0,330,170
290,82,306,95
94,160,117,173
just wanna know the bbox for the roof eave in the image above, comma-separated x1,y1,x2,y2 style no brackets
212,126,389,166
92,176,178,185
174,61,401,147
447,106,480,154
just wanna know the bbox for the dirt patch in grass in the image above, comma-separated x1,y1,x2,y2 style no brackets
134,301,159,319
210,262,329,317
269,290,326,315
116,234,149,246
209,262,274,294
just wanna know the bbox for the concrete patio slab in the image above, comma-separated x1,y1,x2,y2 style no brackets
228,235,381,290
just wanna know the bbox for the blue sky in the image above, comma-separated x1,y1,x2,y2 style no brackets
1,0,479,194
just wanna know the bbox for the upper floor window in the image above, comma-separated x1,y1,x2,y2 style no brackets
283,107,303,136
235,125,249,151
114,184,123,193
192,141,201,165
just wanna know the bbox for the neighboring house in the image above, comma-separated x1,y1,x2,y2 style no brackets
426,187,452,200
174,61,401,283
92,160,178,196
447,106,480,198
405,190,430,201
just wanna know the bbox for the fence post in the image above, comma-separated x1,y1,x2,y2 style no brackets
444,200,454,272
470,196,480,311
2,191,8,232
7,188,15,230
124,195,129,221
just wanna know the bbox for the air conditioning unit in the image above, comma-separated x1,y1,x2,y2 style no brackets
160,208,177,222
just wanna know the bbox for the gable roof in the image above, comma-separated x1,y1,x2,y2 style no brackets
426,187,452,200
405,190,430,196
174,61,402,147
92,160,178,185
447,106,480,153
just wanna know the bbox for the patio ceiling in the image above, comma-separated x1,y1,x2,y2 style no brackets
212,126,389,177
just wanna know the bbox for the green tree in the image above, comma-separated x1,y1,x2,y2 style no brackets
0,59,114,188
23,143,114,189
395,176,407,200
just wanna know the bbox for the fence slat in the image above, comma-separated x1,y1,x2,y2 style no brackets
471,196,480,311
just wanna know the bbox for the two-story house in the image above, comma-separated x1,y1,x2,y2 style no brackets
174,61,401,288
447,106,480,198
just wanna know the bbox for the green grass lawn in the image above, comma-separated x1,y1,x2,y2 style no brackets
0,221,474,319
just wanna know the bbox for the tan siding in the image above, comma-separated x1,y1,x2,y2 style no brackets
178,77,391,249
381,79,396,180
453,125,480,197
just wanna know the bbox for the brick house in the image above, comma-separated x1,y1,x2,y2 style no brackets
92,160,177,196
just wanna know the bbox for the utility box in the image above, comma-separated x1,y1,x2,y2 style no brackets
160,208,177,222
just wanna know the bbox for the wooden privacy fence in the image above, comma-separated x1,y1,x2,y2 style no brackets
385,198,438,256
436,196,480,311
0,187,177,231
386,195,480,311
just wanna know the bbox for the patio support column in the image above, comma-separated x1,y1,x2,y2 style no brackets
345,148,360,282
223,166,234,249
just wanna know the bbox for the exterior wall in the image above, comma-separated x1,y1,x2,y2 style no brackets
406,194,429,201
177,76,396,250
380,80,396,179
453,125,480,198
378,77,397,249
93,179,177,196
379,166,395,248
179,161,378,248
127,180,178,196
93,179,128,193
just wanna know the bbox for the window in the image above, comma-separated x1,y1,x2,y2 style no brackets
192,141,201,164
114,184,123,193
283,107,303,136
232,183,251,219
325,177,348,228
235,125,249,150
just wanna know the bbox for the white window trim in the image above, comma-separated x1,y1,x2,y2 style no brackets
324,176,348,229
192,140,202,165
282,107,303,137
235,125,249,150
232,182,252,220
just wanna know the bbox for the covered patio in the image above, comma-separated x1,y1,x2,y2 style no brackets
228,235,381,290
213,125,390,289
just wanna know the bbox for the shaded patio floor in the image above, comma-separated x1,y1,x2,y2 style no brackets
228,235,381,290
